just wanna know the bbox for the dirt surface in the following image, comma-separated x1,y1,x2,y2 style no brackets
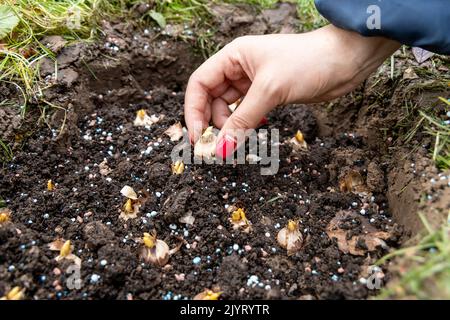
0,3,448,300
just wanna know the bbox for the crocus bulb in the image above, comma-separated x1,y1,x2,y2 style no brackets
1,287,24,300
119,186,141,220
141,232,170,267
194,289,222,300
124,199,133,213
289,130,308,151
0,209,11,224
47,179,55,191
133,109,164,127
143,232,156,248
229,208,252,233
49,239,81,266
137,109,146,120
277,220,303,256
194,126,217,160
295,131,304,143
171,160,185,175
60,240,72,257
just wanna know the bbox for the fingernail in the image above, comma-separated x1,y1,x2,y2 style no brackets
258,116,268,127
216,134,237,160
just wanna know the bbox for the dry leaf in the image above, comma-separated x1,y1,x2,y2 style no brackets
120,185,138,200
326,210,390,256
98,159,112,176
179,211,195,225
403,66,419,80
164,122,183,141
339,170,366,193
412,47,434,64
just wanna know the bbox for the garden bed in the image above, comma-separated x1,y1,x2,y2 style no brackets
0,2,448,300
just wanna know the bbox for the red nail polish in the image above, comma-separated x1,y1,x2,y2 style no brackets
216,134,237,160
258,116,268,126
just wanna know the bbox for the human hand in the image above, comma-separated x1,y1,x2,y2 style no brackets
184,25,400,159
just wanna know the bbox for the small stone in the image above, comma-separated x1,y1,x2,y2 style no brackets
175,273,185,282
247,275,259,287
90,274,100,283
193,257,201,264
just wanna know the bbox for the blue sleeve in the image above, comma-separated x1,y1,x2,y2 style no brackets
314,0,450,55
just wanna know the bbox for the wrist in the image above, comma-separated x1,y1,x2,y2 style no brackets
330,24,400,73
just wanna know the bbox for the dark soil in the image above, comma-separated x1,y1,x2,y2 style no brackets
0,85,402,299
0,2,447,300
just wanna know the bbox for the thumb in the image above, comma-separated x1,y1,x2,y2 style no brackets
215,77,276,160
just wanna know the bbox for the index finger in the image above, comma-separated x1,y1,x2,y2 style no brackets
184,44,244,142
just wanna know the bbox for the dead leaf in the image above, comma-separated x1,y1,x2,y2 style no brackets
403,67,419,80
179,211,195,225
164,122,183,141
48,239,65,251
326,210,390,256
412,47,434,64
98,159,112,176
339,170,366,193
